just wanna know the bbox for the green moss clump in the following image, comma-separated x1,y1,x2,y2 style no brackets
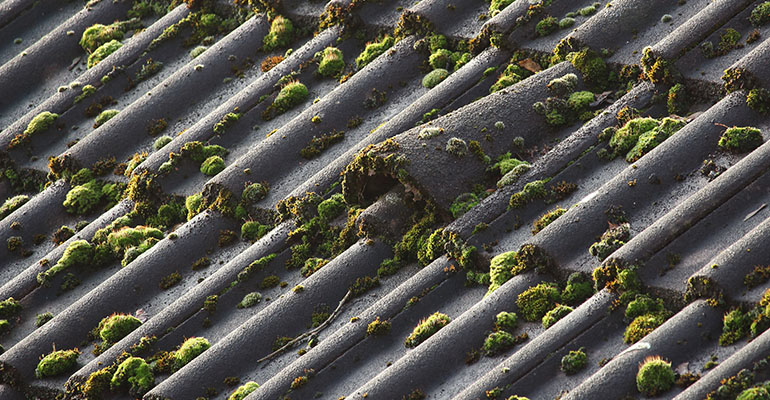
624,312,668,343
98,313,142,344
737,387,770,400
70,168,93,186
261,275,280,289
301,257,328,277
542,304,573,329
241,221,270,241
750,2,770,26
6,236,22,252
568,48,607,87
0,297,21,319
318,46,344,77
609,118,660,155
546,73,577,97
300,130,345,159
482,331,518,355
190,45,207,58
80,23,124,52
428,34,447,52
237,292,261,309
422,68,449,89
0,195,29,220
153,135,173,151
532,207,566,234
445,137,468,157
88,39,122,68
579,5,597,16
405,312,451,348
559,17,575,28
508,179,549,208
625,294,664,321
185,193,203,221
35,348,80,378
536,16,559,37
561,272,594,305
9,111,59,149
37,240,93,286
718,28,742,54
94,109,119,128
489,0,514,14
200,155,225,176
516,283,561,322
747,88,770,114
636,356,675,396
35,312,53,327
450,193,479,218
159,271,181,290
173,337,210,370
561,348,587,375
417,128,442,144
151,202,184,228
317,194,346,220
492,154,528,176
242,183,268,204
626,117,686,162
720,308,752,346
213,112,241,135
120,238,158,267
106,226,163,253
263,16,294,51
429,49,452,70
719,126,764,153
494,311,518,332
110,357,154,396
356,36,395,69
667,83,688,115
123,153,146,177
273,81,308,112
228,381,260,400
83,367,112,399
74,84,97,103
589,222,630,260
366,317,391,336
567,91,594,112
488,245,554,293
350,276,380,297
179,141,227,163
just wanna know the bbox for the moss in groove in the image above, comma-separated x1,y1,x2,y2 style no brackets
300,130,345,159
110,356,154,396
636,356,675,396
88,40,122,68
750,2,770,26
228,381,259,400
80,23,124,52
718,126,763,153
35,348,80,378
262,16,294,51
404,312,451,348
0,195,28,220
356,36,394,69
318,47,344,77
8,111,59,149
561,348,587,375
172,337,210,371
516,282,561,322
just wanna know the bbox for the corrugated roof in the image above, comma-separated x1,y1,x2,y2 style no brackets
1,0,770,399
